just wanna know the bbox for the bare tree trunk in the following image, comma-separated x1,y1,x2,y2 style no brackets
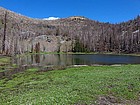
2,11,7,54
35,42,40,53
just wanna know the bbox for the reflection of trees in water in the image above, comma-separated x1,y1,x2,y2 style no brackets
35,54,40,63
13,54,84,66
11,54,140,67
74,58,86,65
33,54,74,66
59,54,73,66
43,54,46,62
57,54,61,65
31,54,33,63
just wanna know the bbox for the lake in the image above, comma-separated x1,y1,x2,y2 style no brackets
1,54,140,78
12,54,140,66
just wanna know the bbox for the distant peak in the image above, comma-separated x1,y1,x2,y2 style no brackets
68,16,88,20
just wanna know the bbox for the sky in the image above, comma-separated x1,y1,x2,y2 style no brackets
0,0,140,23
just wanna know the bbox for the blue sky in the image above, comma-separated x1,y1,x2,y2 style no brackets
0,0,140,23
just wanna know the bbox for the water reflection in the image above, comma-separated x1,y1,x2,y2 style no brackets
1,54,140,78
13,54,73,66
12,54,140,66
35,54,40,63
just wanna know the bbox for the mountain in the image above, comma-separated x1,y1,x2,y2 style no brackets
0,7,140,55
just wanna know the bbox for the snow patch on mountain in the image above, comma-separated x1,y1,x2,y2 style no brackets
43,17,60,20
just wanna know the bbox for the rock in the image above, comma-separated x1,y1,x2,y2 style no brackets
20,35,74,53
73,65,88,67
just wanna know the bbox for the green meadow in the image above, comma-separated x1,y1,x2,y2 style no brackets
0,64,140,104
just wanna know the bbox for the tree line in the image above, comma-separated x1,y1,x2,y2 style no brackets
0,9,140,55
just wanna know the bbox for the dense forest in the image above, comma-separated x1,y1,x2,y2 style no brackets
0,7,140,55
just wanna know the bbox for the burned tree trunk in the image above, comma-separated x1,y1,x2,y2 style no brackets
35,42,40,53
2,11,7,54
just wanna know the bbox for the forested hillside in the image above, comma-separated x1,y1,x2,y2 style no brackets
0,7,140,55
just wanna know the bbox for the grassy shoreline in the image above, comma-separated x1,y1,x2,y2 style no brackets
0,65,140,104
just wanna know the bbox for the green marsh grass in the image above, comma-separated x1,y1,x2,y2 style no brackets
0,57,10,64
0,65,140,104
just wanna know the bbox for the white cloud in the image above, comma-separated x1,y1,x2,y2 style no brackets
43,17,60,20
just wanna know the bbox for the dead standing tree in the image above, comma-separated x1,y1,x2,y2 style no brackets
2,11,7,54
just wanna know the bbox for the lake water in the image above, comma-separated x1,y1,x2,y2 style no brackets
12,54,140,66
1,54,140,78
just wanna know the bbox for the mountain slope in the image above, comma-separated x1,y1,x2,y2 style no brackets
0,7,140,55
